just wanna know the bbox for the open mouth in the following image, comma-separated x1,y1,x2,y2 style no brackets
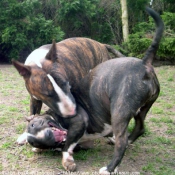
48,122,67,143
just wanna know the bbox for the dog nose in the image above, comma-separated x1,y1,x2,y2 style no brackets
68,106,76,116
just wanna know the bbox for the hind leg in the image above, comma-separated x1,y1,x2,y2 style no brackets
99,109,132,174
128,100,156,144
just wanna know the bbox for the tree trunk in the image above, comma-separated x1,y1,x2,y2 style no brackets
120,0,129,42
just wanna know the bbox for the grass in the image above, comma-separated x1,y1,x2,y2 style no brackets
0,65,175,174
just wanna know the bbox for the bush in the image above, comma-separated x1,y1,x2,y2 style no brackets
121,12,175,61
0,0,64,62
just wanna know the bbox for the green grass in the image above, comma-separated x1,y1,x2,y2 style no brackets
150,116,173,123
0,65,175,174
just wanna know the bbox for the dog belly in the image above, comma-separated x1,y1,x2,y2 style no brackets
80,123,113,142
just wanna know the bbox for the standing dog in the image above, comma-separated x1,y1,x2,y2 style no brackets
25,7,164,174
13,38,123,117
12,38,123,144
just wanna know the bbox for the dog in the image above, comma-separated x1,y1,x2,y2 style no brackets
12,38,123,117
12,38,123,144
23,7,164,174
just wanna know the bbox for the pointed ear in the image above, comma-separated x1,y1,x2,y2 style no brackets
12,60,31,78
45,40,57,62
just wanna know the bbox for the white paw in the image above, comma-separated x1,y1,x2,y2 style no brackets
99,167,110,175
108,135,115,144
16,132,28,145
32,147,44,153
62,152,76,172
99,166,118,175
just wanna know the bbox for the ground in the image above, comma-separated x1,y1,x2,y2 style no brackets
0,64,175,175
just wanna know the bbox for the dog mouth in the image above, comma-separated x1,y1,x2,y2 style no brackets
48,122,67,143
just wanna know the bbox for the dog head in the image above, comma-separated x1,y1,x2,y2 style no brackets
12,41,76,117
26,113,67,149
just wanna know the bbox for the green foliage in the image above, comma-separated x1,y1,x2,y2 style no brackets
158,37,175,61
0,0,175,62
57,0,117,43
122,12,175,61
59,0,97,20
58,0,99,37
0,0,64,61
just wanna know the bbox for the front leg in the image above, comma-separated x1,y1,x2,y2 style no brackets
30,96,42,115
17,97,42,145
62,106,88,171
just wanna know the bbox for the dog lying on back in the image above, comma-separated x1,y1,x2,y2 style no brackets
24,7,164,174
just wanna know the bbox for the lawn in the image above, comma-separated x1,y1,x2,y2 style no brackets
0,64,175,175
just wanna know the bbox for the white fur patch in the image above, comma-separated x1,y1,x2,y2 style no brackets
16,132,28,145
32,147,44,153
99,166,118,175
68,143,78,154
99,167,110,175
25,48,49,67
17,132,34,145
108,135,115,144
32,95,39,100
47,74,76,116
36,130,46,139
62,152,74,161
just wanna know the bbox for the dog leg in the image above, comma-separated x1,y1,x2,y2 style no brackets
99,109,131,174
61,106,88,171
62,127,86,171
30,96,42,115
16,132,28,145
128,100,156,144
62,144,77,172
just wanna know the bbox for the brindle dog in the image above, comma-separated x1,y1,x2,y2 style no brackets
12,38,123,146
13,38,123,117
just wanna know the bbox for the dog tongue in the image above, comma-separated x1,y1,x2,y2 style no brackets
53,130,67,143
48,122,67,143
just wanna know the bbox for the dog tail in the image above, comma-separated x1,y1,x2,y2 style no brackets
105,44,125,58
142,7,164,65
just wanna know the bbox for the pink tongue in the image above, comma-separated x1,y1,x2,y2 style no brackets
53,130,67,143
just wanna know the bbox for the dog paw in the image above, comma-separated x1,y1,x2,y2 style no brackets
107,135,115,145
16,132,28,145
99,167,118,175
62,159,76,171
99,167,110,175
62,152,76,172
32,147,44,153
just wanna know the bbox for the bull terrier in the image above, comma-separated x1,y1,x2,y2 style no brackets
13,38,123,144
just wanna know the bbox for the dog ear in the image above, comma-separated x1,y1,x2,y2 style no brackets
25,115,37,122
12,60,31,78
45,40,57,62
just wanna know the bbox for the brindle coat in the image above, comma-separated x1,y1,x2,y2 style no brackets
13,38,123,117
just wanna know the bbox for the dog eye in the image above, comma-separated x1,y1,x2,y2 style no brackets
31,124,35,127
